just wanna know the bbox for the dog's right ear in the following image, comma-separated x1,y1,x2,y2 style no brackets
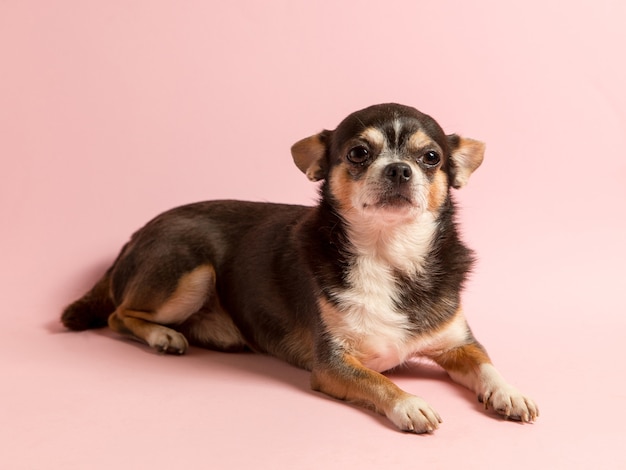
291,130,330,182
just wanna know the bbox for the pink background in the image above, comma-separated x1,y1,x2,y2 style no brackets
2,1,625,468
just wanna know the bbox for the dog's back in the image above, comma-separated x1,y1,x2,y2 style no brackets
61,200,318,364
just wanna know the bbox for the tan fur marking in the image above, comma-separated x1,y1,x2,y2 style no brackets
328,165,359,213
359,127,385,150
407,129,433,152
311,353,406,412
118,265,213,325
430,342,492,375
153,265,214,324
427,170,449,212
117,265,214,324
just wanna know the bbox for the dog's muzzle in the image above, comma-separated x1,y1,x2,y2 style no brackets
378,163,415,208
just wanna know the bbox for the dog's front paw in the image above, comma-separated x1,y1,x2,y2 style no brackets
478,385,539,423
387,395,442,434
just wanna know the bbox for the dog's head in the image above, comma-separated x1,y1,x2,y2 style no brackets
292,103,484,223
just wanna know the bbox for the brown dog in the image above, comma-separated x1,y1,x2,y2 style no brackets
62,103,538,433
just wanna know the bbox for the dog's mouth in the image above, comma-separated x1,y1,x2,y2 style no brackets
375,193,414,208
347,178,422,219
362,189,418,213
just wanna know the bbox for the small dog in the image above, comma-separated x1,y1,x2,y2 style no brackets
62,103,538,433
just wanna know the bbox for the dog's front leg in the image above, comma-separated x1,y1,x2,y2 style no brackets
311,353,442,433
430,341,539,422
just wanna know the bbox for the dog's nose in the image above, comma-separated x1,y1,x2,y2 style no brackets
384,163,412,184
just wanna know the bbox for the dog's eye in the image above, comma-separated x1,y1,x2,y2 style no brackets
347,146,369,164
420,151,441,167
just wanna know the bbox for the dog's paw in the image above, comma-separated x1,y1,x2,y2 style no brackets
478,384,539,423
147,328,189,355
387,395,442,434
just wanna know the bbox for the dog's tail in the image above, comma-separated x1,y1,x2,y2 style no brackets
61,268,115,331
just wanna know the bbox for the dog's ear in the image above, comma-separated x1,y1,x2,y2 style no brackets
291,131,330,182
447,134,485,189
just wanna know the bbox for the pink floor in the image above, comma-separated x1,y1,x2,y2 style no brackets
2,1,625,469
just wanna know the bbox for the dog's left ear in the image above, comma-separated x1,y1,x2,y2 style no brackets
291,131,330,182
447,134,485,189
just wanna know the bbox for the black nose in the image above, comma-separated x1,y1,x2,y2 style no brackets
384,162,412,184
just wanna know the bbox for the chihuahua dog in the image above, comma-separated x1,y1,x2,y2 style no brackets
62,103,538,433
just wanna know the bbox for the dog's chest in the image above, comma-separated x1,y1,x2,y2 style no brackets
322,254,421,372
321,248,468,372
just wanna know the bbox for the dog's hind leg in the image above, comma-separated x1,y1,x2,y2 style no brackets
108,264,215,354
108,313,189,354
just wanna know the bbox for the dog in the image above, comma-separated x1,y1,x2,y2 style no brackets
61,103,538,433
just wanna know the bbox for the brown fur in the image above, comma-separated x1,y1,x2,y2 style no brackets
311,353,407,411
431,341,492,375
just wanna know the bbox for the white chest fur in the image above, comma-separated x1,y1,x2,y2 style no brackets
329,253,411,372
320,213,468,372
321,282,469,373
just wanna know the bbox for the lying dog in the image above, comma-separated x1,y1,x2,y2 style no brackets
62,103,538,433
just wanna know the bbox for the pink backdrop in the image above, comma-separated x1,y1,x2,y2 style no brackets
2,1,625,468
